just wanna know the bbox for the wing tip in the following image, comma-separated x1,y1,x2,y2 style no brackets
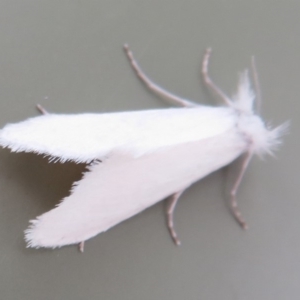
24,218,64,249
24,219,46,249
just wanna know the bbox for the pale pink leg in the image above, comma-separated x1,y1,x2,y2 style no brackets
123,44,197,108
202,48,232,106
79,241,84,253
166,190,184,245
36,104,49,115
230,150,253,229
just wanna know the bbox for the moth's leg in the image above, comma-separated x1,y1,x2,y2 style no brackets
79,241,84,253
202,48,232,106
123,44,197,108
229,150,253,229
36,104,49,115
166,190,184,245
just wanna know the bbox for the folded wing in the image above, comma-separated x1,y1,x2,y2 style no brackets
25,129,247,249
0,107,235,163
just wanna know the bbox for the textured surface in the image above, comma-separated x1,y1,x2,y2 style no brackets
25,131,246,248
0,107,236,162
0,1,297,299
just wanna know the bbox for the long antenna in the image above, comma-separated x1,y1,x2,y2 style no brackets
251,56,261,114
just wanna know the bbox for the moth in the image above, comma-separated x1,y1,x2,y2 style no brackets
0,45,287,251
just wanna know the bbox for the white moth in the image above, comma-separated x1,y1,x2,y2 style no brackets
0,45,287,252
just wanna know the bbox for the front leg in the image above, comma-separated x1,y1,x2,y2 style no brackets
124,44,197,108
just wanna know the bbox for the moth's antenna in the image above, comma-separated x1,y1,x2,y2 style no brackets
251,56,261,114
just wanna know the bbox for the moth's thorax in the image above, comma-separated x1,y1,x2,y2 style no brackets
237,112,274,156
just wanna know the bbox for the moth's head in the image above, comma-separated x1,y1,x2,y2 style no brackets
232,70,289,157
239,114,288,157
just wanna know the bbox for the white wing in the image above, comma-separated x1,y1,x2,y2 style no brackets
25,129,247,249
0,107,236,162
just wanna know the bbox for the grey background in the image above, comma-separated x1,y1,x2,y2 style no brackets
0,1,297,299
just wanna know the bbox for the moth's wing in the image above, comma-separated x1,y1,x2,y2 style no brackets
0,107,236,163
25,129,247,249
